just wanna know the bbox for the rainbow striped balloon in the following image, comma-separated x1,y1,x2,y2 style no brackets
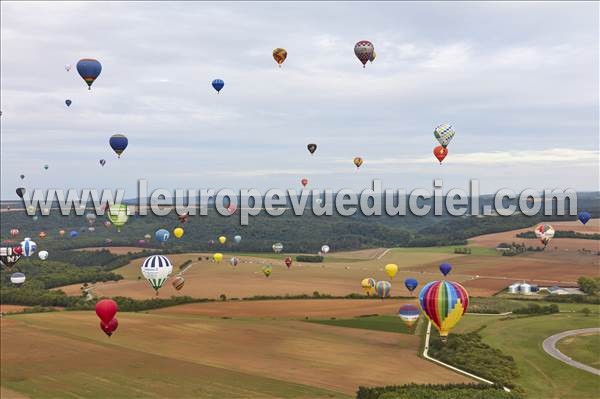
418,280,469,340
375,280,391,298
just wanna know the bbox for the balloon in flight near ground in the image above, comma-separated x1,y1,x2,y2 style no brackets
419,280,469,341
172,276,185,291
230,257,239,267
385,263,398,279
16,188,25,198
375,280,391,298
10,272,26,285
59,230,65,237
38,231,47,240
76,58,102,90
354,40,374,68
99,159,106,167
38,250,49,260
86,213,97,225
578,211,591,225
262,264,272,277
100,318,118,337
213,253,223,263
107,204,129,232
353,157,363,169
272,242,283,253
20,238,37,257
433,146,448,164
65,99,72,107
95,299,118,325
218,236,227,245
173,227,184,239
361,277,376,296
234,235,242,244
439,263,452,276
434,124,456,148
307,144,317,155
65,64,72,71
141,255,173,294
70,230,78,238
398,304,420,330
284,256,292,268
0,247,22,269
272,48,287,67
208,239,216,247
103,221,112,228
10,229,19,237
321,245,330,254
109,134,128,158
155,229,170,243
301,178,308,188
404,278,418,293
534,223,555,246
212,79,224,93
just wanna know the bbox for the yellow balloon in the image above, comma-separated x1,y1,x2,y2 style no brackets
213,253,223,263
173,227,184,239
361,277,376,296
385,264,398,279
218,236,227,245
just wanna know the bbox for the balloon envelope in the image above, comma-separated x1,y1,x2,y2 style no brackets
141,255,173,293
107,204,128,231
109,134,128,158
439,263,452,276
578,211,591,225
385,263,398,279
213,253,223,263
434,124,456,148
212,79,224,93
361,277,376,296
354,40,374,67
353,157,363,168
404,278,418,293
218,236,227,245
95,299,118,324
375,281,391,298
100,318,118,337
433,146,448,163
419,280,469,339
272,243,283,253
398,304,420,329
284,256,292,268
77,58,102,89
20,238,37,257
234,235,242,244
262,264,272,277
155,229,170,243
65,99,72,107
272,48,287,66
10,272,26,285
307,144,317,154
173,227,184,239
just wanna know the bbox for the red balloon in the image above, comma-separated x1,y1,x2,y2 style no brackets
284,256,292,268
301,178,308,187
433,146,448,164
100,318,118,337
12,246,23,255
95,299,118,324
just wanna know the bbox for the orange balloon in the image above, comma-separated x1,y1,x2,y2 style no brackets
433,146,448,164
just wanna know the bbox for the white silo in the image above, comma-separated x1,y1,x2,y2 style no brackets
508,283,521,294
520,283,532,295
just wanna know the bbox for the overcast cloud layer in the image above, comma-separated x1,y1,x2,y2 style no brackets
1,1,598,199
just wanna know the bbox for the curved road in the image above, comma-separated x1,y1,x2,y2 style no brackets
542,328,600,376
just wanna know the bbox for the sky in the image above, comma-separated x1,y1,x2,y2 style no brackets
1,1,598,200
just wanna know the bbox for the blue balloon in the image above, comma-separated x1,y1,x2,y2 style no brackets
65,99,72,107
109,134,128,158
155,229,170,243
70,230,78,238
76,58,102,90
212,79,224,93
404,278,418,293
578,211,591,225
439,263,452,276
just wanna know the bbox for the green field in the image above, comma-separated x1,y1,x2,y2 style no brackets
391,246,499,257
556,333,600,369
306,315,413,334
453,313,600,399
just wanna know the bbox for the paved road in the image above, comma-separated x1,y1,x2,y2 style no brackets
542,328,600,376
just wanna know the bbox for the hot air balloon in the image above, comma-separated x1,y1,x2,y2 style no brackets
19,174,24,180
230,257,239,267
320,245,330,254
65,64,72,71
70,230,78,238
107,204,128,232
284,256,292,268
301,178,308,188
213,253,223,263
172,276,185,291
76,58,102,89
369,51,376,63
86,213,97,226
10,229,19,237
353,157,363,169
155,229,170,243
95,299,118,325
0,247,22,269
141,255,173,294
234,235,242,244
99,159,106,167
218,236,227,245
433,146,448,164
434,124,456,148
404,278,418,293
65,99,72,107
20,238,37,257
534,223,555,246
419,280,469,341
439,263,452,277
38,250,49,260
89,227,96,232
262,264,272,277
177,212,189,224
16,188,25,198
43,164,48,170
173,227,184,239
227,204,237,215
398,304,420,331
578,211,591,225
273,48,287,67
59,229,66,237
212,79,224,93
144,233,151,242
38,231,47,240
272,243,283,253
109,134,128,158
103,221,112,228
307,144,317,155
361,278,376,296
385,263,398,279
375,280,391,298
100,318,118,337
10,272,26,285
208,239,216,247
354,41,374,68
32,216,39,222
